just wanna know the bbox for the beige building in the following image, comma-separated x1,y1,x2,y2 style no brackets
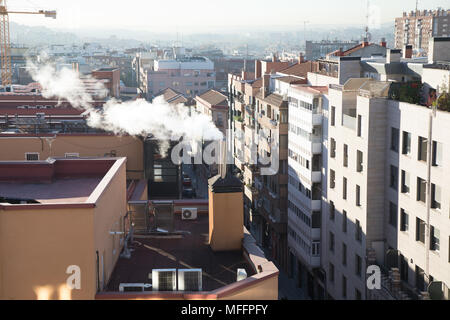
0,158,129,300
0,133,145,180
195,89,229,135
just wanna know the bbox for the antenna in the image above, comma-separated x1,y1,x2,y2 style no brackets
301,20,310,50
365,0,370,40
416,0,419,12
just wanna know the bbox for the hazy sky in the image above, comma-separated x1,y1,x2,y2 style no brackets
6,0,450,32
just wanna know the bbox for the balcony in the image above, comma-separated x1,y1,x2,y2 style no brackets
244,184,259,202
342,109,357,131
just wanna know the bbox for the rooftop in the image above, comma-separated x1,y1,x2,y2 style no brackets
0,158,122,208
196,89,228,107
106,213,255,292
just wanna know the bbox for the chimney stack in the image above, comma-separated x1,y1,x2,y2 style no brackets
208,141,244,252
380,37,387,48
403,44,413,59
255,60,262,79
387,49,402,63
262,74,270,99
298,53,305,63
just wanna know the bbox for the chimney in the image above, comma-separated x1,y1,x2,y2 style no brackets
380,37,387,48
208,141,244,252
363,38,369,47
255,60,262,79
299,53,305,63
272,53,277,62
403,44,413,59
262,74,270,99
387,49,402,63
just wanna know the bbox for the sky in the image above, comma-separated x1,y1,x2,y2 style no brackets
6,0,450,33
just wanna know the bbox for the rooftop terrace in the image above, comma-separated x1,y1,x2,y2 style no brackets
106,213,255,292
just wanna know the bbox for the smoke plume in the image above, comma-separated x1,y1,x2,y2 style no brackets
26,57,223,157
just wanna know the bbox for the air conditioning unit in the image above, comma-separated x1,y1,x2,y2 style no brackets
182,208,198,220
178,269,202,292
237,269,248,282
152,269,177,291
119,283,152,292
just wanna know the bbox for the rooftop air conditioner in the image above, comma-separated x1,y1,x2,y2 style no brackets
152,269,177,291
178,269,202,292
182,208,198,220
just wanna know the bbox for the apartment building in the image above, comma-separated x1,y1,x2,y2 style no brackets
395,9,450,55
287,85,329,299
195,89,229,135
148,57,216,98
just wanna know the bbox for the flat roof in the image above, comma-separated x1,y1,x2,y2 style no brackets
0,158,124,208
0,178,102,204
106,214,255,292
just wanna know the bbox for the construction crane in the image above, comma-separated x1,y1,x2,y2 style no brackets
0,0,56,86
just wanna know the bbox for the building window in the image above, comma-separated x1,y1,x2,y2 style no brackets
343,144,348,167
389,202,398,228
312,211,321,228
25,153,39,161
330,169,336,189
329,263,335,283
431,184,441,210
402,131,412,155
400,209,409,232
330,138,336,158
391,128,399,153
416,218,426,244
312,241,321,257
417,177,426,203
356,150,363,172
329,232,335,253
342,276,347,298
65,153,80,158
356,255,362,277
342,243,347,266
432,141,443,166
356,185,361,207
355,219,362,242
342,210,347,233
331,106,336,126
357,115,362,137
343,177,348,200
329,201,335,221
401,170,410,194
390,165,399,191
430,226,440,252
418,136,428,162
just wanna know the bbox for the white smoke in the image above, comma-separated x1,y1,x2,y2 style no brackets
26,57,223,156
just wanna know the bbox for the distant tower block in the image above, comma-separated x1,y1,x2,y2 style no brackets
208,155,244,252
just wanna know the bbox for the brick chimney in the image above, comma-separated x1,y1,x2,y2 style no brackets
403,44,413,59
380,37,387,48
272,53,277,62
363,38,369,47
262,74,270,99
299,53,305,63
255,60,262,79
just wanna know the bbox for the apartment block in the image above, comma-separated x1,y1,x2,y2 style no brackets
287,85,329,299
395,9,450,55
148,57,216,98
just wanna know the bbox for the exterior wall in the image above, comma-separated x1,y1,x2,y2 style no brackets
0,135,144,180
208,189,244,252
0,206,95,300
387,101,450,294
92,159,128,292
